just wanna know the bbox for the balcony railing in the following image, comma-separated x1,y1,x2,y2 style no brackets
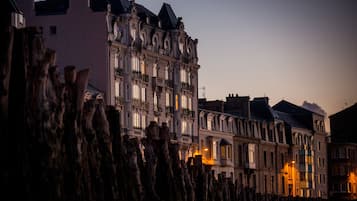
165,80,173,88
182,109,195,118
115,68,123,76
181,82,194,92
245,162,256,169
165,106,174,114
142,74,149,82
154,106,162,116
115,96,124,105
132,70,141,80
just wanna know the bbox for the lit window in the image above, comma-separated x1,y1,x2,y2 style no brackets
181,120,187,134
188,97,192,110
188,71,191,85
133,112,140,128
140,60,145,74
131,56,140,72
141,114,146,129
141,87,146,102
153,92,158,110
181,95,187,109
212,140,217,159
114,52,119,69
132,84,140,99
207,118,212,131
175,95,179,111
180,68,187,83
166,92,171,107
165,66,169,80
115,81,119,97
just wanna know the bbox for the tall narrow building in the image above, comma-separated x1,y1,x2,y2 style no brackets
17,0,200,158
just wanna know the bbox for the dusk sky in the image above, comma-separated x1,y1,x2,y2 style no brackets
137,0,357,122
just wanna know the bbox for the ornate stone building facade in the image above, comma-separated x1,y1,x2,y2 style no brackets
17,0,199,157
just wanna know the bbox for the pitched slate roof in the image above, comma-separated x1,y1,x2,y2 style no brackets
274,111,309,129
273,100,322,116
89,0,129,14
158,3,178,29
6,0,22,13
250,98,275,121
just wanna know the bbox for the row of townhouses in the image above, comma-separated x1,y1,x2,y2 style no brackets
198,95,328,199
11,0,355,200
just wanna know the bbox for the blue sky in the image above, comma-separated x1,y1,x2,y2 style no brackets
136,0,357,118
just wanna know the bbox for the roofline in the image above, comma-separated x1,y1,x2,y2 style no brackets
274,100,325,117
329,102,357,119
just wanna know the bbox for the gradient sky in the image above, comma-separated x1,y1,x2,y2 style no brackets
136,0,357,122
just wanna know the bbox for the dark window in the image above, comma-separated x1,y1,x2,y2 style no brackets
271,152,274,167
281,153,285,168
268,129,274,141
50,25,57,35
264,151,267,167
261,124,266,140
264,175,267,193
282,176,285,193
238,145,243,166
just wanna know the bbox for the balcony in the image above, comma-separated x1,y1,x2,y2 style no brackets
165,106,174,115
132,70,141,80
115,68,123,76
181,82,194,93
181,134,192,144
152,77,164,88
154,106,162,116
165,80,173,88
115,96,124,105
182,109,195,118
245,162,256,169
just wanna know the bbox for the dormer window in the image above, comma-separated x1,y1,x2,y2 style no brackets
158,20,162,28
140,32,146,45
152,35,158,48
164,39,170,50
153,63,157,77
130,24,136,40
114,22,119,39
179,38,184,53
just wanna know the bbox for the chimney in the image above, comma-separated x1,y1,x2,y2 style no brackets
224,94,250,118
